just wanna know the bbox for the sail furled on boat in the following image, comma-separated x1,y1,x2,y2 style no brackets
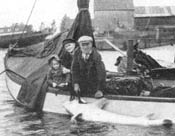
66,0,95,47
59,0,95,69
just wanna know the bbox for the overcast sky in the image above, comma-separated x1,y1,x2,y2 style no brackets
0,0,175,30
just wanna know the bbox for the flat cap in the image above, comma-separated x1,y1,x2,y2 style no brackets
78,36,93,43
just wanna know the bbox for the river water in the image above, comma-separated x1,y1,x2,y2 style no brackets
1,48,175,136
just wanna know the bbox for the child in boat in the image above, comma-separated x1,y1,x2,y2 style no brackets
115,56,127,73
47,55,70,89
114,56,147,75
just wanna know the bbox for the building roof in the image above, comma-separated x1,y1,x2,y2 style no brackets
135,6,175,17
94,0,134,11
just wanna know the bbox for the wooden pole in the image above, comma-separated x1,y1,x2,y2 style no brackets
127,40,134,75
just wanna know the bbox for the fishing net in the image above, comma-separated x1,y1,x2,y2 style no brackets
105,76,153,96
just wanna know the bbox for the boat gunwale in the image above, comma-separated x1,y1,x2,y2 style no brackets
46,90,175,103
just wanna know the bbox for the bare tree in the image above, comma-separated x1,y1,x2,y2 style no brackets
60,14,72,32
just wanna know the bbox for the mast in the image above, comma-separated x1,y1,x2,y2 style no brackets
127,40,134,75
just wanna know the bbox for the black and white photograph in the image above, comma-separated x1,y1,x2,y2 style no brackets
1,0,175,135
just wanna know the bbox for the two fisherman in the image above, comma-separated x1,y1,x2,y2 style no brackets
48,35,106,98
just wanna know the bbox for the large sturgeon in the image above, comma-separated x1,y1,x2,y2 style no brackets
63,98,173,127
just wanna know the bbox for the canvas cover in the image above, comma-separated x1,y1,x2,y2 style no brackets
7,32,67,111
150,86,175,97
134,50,162,70
17,64,49,111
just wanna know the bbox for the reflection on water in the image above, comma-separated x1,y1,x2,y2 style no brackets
0,49,175,136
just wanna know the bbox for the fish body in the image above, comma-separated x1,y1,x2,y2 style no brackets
63,98,173,127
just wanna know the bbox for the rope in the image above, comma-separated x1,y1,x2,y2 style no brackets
6,69,25,80
16,0,38,47
0,70,6,76
5,77,27,107
5,69,27,107
79,8,88,11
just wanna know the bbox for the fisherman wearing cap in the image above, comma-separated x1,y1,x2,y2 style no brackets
71,35,106,98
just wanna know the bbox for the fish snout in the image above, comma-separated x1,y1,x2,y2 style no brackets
163,119,173,128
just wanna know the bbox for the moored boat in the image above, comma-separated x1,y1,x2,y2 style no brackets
4,38,175,119
4,0,175,122
0,31,50,48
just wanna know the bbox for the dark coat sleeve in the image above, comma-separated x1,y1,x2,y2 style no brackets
60,50,72,69
94,51,106,91
71,50,81,84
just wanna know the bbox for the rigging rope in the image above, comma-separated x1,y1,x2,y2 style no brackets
5,69,27,107
0,70,6,76
16,0,38,47
5,77,27,107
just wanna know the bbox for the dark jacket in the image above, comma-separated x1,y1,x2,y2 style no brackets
47,66,70,86
60,50,73,69
71,47,106,96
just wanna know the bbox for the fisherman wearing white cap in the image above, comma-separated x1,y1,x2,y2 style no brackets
71,35,106,98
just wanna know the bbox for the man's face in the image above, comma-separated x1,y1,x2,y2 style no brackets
64,43,76,54
79,41,92,54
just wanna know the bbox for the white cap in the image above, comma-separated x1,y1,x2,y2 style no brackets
78,36,93,43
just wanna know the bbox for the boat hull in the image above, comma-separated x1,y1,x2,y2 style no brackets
0,32,50,48
5,73,175,119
